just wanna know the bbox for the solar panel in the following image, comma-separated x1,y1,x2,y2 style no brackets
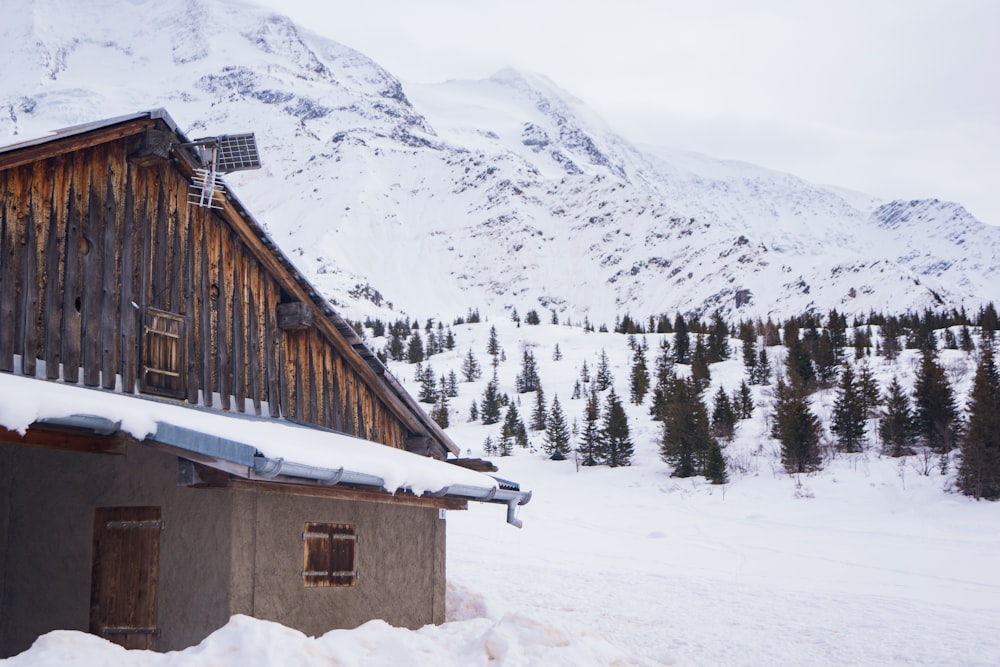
214,133,261,173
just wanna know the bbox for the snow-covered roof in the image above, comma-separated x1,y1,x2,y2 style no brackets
0,373,529,525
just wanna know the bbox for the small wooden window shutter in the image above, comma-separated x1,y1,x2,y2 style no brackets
141,308,186,398
90,506,162,650
302,523,357,587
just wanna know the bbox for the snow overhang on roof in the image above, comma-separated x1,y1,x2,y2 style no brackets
0,374,530,526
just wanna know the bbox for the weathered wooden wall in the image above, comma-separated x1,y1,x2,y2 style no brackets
0,133,407,450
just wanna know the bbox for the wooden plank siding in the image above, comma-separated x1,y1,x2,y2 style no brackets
0,126,415,451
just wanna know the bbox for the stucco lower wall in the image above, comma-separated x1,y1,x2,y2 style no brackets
0,441,236,657
0,440,448,658
233,485,446,634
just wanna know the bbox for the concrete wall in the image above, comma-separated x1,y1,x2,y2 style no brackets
0,441,236,656
0,440,447,657
234,486,446,634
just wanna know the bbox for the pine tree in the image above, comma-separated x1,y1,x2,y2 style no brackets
913,350,962,453
579,388,602,466
447,370,459,398
629,343,650,405
515,349,541,393
704,440,729,485
771,374,822,474
813,331,838,387
553,343,563,361
431,389,450,429
856,362,881,418
660,377,713,477
480,374,502,425
600,389,634,467
483,435,495,457
407,332,425,364
595,349,614,391
387,330,405,361
648,339,676,421
831,365,866,452
486,325,500,357
469,400,479,422
461,348,482,382
736,380,755,419
673,314,690,364
544,395,572,460
878,376,917,457
711,385,736,441
418,364,437,404
571,379,582,400
707,311,731,363
530,385,548,431
502,404,528,449
690,336,711,390
579,360,591,384
753,347,772,386
958,346,1000,499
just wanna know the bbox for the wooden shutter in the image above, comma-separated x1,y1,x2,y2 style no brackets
142,308,186,398
302,523,357,587
90,506,162,649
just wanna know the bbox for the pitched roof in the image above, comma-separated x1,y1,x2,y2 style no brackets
0,109,460,458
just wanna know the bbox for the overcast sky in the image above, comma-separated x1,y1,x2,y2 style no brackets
258,0,999,224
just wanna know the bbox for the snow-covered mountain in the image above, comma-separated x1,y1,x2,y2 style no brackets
3,0,997,324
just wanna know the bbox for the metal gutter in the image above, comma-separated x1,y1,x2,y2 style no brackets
147,420,529,526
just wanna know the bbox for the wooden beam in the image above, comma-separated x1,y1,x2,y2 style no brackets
231,478,468,511
0,120,157,172
0,425,128,455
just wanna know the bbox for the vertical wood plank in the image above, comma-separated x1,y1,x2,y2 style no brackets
20,165,40,377
0,169,13,372
43,160,67,380
82,156,104,387
119,167,138,394
263,279,281,417
60,156,86,382
231,248,245,412
216,219,230,410
185,203,200,404
100,161,121,390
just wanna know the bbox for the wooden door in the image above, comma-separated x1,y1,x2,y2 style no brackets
89,506,162,649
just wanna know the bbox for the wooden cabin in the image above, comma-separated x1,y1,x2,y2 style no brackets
0,110,528,656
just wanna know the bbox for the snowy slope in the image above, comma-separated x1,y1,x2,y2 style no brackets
2,0,998,326
5,320,1000,665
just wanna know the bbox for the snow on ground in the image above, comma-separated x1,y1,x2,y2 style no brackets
4,320,1000,665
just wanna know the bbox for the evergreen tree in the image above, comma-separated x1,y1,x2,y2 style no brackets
831,365,866,452
706,311,731,363
502,404,528,449
483,435,495,457
486,325,501,358
629,343,650,405
673,314,691,364
600,389,634,467
771,374,822,474
959,325,975,352
648,339,677,421
704,440,729,485
690,336,711,390
753,347,772,386
736,380,755,419
740,322,758,380
515,349,541,393
461,348,482,382
447,370,459,398
387,330,405,361
431,388,450,429
417,364,437,404
595,349,614,391
553,343,563,361
856,362,881,419
660,377,713,477
879,376,917,457
525,309,541,325
469,400,479,422
571,379,582,400
407,332,425,364
958,346,1000,499
913,350,962,453
480,374,502,425
785,333,816,393
579,360,591,384
530,385,548,431
711,385,736,441
579,388,602,466
544,395,572,460
813,331,839,388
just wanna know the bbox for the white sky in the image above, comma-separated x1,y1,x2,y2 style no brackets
256,0,1000,224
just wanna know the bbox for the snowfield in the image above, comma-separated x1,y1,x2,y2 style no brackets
4,321,1000,665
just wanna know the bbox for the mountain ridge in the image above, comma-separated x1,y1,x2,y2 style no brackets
2,0,996,325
